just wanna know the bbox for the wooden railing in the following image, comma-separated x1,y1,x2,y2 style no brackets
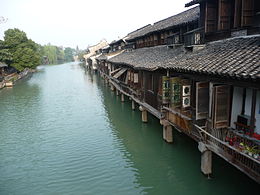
195,125,260,183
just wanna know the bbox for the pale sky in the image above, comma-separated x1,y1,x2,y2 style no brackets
0,0,193,49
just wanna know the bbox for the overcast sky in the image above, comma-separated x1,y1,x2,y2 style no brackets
0,0,192,49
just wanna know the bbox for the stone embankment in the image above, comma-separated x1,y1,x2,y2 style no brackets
0,68,34,90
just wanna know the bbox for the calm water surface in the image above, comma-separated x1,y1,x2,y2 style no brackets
0,63,258,195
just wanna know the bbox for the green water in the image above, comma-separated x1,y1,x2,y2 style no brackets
0,63,258,195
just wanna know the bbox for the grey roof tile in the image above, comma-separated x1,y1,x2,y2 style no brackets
126,6,199,41
108,36,260,80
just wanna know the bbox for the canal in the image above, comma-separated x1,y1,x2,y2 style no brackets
0,62,258,195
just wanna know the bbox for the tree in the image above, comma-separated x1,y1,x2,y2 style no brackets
0,40,13,64
1,28,41,71
4,28,28,49
64,47,75,62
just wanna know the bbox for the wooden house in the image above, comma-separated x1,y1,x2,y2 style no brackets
95,3,260,183
83,39,108,70
126,7,200,48
184,0,260,45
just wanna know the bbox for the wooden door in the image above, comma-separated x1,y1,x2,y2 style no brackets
241,0,254,26
218,0,231,30
205,1,218,33
212,85,231,129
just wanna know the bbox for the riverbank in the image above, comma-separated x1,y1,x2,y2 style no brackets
0,68,35,90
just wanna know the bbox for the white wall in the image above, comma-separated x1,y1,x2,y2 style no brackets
231,87,243,128
245,88,252,116
231,88,260,134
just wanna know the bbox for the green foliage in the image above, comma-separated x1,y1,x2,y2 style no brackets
12,47,40,71
0,28,76,71
0,28,41,71
0,49,13,64
4,28,28,48
41,44,75,64
77,51,85,62
64,47,75,62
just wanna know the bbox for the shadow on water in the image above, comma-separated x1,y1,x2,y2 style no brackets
91,70,259,195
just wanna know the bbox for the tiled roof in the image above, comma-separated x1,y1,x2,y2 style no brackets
108,45,185,71
97,50,124,61
125,24,153,41
96,54,107,61
165,36,260,79
108,36,260,80
126,6,199,41
185,0,201,7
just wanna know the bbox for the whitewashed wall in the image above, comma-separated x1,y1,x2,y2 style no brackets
231,87,260,134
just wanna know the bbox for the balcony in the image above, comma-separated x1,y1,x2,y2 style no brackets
195,125,260,183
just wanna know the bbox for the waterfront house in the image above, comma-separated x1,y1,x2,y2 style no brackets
94,1,260,183
83,39,108,70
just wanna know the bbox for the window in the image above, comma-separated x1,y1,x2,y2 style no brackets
147,74,154,91
134,73,138,83
196,82,209,120
170,77,181,107
162,76,170,103
211,85,231,128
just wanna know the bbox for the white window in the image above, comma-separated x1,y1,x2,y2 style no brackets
134,73,138,83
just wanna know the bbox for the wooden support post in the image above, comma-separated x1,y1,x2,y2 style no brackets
163,124,173,143
199,142,212,176
201,150,212,175
142,110,147,123
121,93,125,102
139,106,147,123
110,85,114,91
116,89,119,96
131,100,135,110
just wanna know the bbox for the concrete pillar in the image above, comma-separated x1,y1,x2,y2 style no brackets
131,100,135,110
121,93,125,102
163,125,173,143
116,90,119,96
198,142,212,176
142,110,148,123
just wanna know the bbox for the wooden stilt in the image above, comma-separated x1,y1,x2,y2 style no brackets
121,93,125,102
131,100,135,110
142,110,147,123
116,90,119,96
200,145,212,175
110,85,114,91
163,125,173,143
